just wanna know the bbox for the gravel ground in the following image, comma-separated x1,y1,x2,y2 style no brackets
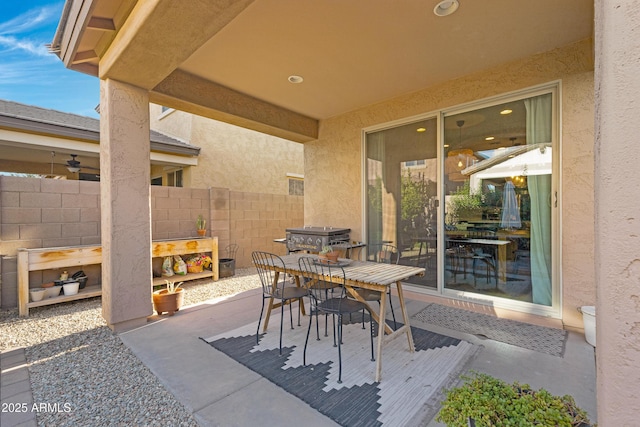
0,268,261,427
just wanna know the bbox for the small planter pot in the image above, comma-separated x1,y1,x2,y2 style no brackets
153,288,184,316
63,282,80,296
30,288,46,302
197,229,207,237
319,252,339,263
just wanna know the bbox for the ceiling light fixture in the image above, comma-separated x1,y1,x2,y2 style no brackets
416,127,426,132
500,108,513,115
444,119,477,181
485,136,495,141
288,75,304,84
433,0,459,17
66,154,81,173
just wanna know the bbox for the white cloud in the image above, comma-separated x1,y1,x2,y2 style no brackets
0,6,57,35
0,5,60,57
0,35,50,57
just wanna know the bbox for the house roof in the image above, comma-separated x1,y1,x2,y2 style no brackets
0,99,200,157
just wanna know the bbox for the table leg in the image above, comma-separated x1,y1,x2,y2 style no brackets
346,287,393,335
497,245,507,282
262,272,279,332
375,290,388,382
395,282,415,352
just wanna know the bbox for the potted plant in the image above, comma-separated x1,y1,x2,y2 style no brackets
152,280,184,316
436,372,593,427
318,245,339,263
196,214,207,236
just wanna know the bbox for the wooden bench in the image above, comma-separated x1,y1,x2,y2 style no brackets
18,237,218,316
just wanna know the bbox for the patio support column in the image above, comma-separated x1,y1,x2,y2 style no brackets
99,78,152,332
594,0,640,425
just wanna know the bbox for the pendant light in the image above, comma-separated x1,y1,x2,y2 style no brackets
445,120,476,181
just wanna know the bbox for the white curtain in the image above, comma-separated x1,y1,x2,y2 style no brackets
524,94,553,306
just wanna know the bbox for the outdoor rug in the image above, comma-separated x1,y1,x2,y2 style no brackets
413,303,568,357
202,317,478,427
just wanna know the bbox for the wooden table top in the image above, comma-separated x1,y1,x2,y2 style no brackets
278,253,425,287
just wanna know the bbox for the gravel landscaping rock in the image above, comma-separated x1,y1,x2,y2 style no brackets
0,268,260,426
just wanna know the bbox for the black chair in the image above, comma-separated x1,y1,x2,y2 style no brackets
298,256,375,384
252,251,308,355
360,243,399,329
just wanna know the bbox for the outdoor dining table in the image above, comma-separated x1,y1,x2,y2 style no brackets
257,253,425,382
448,238,511,282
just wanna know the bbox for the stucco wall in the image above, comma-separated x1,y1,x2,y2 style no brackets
594,1,640,424
149,103,304,195
189,116,304,194
306,39,594,326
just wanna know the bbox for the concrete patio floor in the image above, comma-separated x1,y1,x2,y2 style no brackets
116,287,597,426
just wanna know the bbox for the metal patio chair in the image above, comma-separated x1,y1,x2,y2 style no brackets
298,256,375,384
252,251,308,355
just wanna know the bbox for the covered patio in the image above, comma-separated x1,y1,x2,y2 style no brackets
49,1,640,424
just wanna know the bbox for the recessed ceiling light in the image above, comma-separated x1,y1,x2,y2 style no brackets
485,136,495,141
416,127,426,132
500,109,513,115
288,75,304,84
433,0,459,17
444,144,450,148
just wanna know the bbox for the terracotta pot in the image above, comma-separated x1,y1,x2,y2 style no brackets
197,229,207,236
319,252,339,263
152,288,184,316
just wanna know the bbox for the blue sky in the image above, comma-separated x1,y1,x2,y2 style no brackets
0,1,99,118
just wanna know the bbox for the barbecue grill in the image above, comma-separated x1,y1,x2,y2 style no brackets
286,226,350,252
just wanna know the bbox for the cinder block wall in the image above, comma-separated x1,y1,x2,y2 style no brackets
0,176,303,309
229,191,304,267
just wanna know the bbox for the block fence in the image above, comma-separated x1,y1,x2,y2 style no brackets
0,176,303,309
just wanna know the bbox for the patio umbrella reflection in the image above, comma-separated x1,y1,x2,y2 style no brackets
500,180,521,229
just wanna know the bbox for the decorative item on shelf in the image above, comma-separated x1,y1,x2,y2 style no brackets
72,270,88,289
29,288,46,302
63,281,80,296
44,286,61,298
318,245,339,263
185,254,211,273
60,270,69,280
196,214,207,236
152,280,185,316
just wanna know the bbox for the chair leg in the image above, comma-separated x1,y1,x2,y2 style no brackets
279,298,285,355
303,307,313,366
369,313,375,362
337,314,343,383
289,298,294,329
388,289,397,330
256,297,266,345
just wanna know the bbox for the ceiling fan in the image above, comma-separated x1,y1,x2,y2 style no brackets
65,154,99,173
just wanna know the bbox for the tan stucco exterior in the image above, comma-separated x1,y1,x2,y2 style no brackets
594,1,640,424
148,104,304,195
306,39,595,328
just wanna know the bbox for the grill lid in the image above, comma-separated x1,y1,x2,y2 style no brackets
286,226,350,236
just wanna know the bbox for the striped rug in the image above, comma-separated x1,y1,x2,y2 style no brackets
202,316,477,427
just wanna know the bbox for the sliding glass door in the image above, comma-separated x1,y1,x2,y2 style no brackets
365,86,557,310
443,93,554,306
366,117,438,288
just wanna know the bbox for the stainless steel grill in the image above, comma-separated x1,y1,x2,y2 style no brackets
286,226,350,252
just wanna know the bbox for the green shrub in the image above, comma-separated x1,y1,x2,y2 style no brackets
436,372,593,427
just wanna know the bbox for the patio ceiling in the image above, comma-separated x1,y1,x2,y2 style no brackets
52,0,593,142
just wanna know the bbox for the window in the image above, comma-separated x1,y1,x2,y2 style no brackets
167,169,183,187
288,177,304,196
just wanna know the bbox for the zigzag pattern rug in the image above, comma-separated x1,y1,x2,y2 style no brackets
202,317,477,427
